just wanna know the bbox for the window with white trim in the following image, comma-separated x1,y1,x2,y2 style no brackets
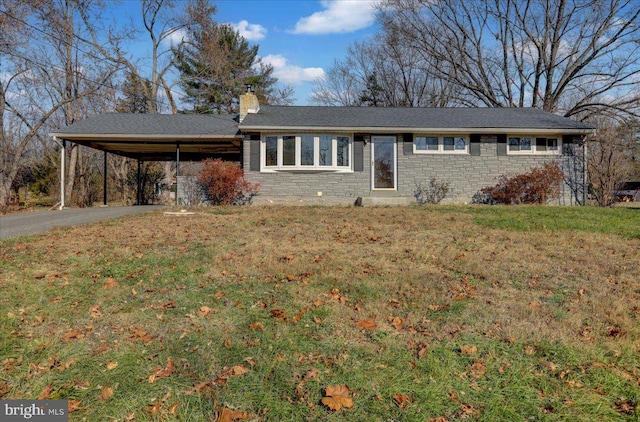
414,135,468,154
508,136,560,154
262,134,352,171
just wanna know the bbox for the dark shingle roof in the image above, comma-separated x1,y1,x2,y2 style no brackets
51,113,241,138
239,106,593,131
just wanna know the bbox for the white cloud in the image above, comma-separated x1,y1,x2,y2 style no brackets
261,54,325,84
232,20,267,41
291,0,377,35
162,27,188,46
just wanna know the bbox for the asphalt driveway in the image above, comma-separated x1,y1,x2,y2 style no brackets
0,206,163,240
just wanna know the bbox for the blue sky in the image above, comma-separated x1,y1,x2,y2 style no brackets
213,0,379,104
111,0,380,106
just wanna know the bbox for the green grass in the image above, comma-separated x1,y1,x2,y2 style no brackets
1,205,639,420
436,205,640,239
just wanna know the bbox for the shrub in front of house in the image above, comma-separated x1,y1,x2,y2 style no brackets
198,159,259,205
480,162,564,205
414,177,451,204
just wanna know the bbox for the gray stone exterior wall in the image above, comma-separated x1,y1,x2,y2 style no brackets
242,140,372,205
243,135,584,205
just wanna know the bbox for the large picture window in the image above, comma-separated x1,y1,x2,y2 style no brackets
414,135,468,154
508,136,560,154
262,134,352,171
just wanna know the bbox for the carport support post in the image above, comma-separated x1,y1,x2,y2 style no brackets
60,139,66,210
103,151,108,206
137,160,142,205
176,143,180,206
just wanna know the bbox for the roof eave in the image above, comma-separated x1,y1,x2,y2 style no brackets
238,125,594,135
50,133,242,141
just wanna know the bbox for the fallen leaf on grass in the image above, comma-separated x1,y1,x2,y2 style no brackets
104,277,118,289
460,345,477,356
130,328,155,343
606,326,626,338
355,319,377,330
304,368,319,381
321,385,353,411
89,305,102,319
216,407,250,421
190,381,212,394
231,365,248,376
249,322,264,331
0,380,10,398
197,306,213,317
614,397,637,415
458,402,480,417
67,400,82,413
393,393,412,409
388,316,403,330
64,329,86,341
149,358,175,383
327,288,348,304
168,402,179,415
470,360,487,378
38,384,53,399
100,386,114,401
106,361,118,370
271,309,286,320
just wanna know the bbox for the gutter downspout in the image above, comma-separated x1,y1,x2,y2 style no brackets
59,138,66,210
583,135,588,206
176,143,180,206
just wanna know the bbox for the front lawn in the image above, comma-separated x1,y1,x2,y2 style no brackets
1,205,639,420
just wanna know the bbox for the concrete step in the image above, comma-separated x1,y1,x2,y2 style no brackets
358,196,414,206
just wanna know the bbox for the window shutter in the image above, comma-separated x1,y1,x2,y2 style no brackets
354,135,364,172
402,133,413,155
469,134,481,156
249,133,260,171
497,134,507,156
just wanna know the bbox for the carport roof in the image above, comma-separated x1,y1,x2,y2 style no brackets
50,113,242,161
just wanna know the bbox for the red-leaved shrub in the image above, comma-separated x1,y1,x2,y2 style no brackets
481,162,565,204
197,159,259,205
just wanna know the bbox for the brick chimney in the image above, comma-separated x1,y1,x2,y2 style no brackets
239,85,259,122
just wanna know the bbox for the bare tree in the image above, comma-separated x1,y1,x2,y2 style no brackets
0,0,120,209
380,0,640,119
310,57,363,106
588,120,636,206
311,33,456,107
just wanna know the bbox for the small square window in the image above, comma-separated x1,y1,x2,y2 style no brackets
415,136,427,151
509,137,520,151
426,137,438,150
455,137,466,150
443,137,454,150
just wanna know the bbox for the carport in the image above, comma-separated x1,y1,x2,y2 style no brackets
50,113,243,209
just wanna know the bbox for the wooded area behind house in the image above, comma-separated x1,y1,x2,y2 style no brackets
1,0,639,211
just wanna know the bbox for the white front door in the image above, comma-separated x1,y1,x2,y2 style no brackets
371,136,396,190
